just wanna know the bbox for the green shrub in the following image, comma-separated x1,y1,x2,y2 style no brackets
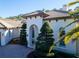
20,23,27,46
36,22,55,56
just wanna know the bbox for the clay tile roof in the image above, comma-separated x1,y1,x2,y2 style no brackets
44,10,70,20
22,10,49,18
23,10,43,15
0,18,22,29
21,9,70,20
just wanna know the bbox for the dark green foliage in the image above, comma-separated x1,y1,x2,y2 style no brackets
40,22,53,33
36,22,54,56
21,23,26,29
59,27,65,46
66,26,79,36
20,23,27,46
27,50,76,58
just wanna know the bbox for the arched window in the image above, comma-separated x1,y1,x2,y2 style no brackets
59,27,66,46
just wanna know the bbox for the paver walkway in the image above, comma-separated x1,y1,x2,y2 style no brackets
0,44,33,58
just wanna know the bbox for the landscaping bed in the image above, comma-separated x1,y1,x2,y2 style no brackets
27,50,77,58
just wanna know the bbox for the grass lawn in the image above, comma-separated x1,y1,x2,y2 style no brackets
27,50,77,58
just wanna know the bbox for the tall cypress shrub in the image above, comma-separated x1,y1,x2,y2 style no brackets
36,22,54,56
20,23,27,46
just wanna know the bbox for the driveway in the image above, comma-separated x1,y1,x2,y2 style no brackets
0,44,33,58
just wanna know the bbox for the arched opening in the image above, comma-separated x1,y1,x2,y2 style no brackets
29,24,38,49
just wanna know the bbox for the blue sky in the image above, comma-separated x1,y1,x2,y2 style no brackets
0,0,75,18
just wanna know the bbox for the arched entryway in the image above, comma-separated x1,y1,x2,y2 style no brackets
29,24,38,49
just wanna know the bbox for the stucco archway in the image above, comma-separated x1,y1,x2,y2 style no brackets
29,24,38,49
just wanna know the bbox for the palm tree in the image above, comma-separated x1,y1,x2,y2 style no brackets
68,0,79,6
59,0,79,44
64,26,79,44
65,0,79,28
63,0,79,28
63,0,79,44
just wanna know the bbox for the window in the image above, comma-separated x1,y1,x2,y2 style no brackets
59,27,66,46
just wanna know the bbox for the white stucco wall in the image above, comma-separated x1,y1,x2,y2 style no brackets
25,16,43,48
47,19,76,54
12,28,20,38
25,17,77,54
1,28,20,46
1,29,11,46
25,16,77,54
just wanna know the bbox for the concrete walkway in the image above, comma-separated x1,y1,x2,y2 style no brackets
0,44,33,58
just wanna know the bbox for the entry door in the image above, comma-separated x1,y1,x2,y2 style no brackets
31,26,36,49
30,25,38,49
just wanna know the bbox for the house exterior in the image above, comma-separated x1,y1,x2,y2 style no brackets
21,9,79,56
0,18,22,46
